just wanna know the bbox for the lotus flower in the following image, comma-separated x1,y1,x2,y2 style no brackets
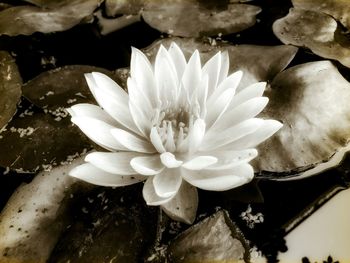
68,42,282,223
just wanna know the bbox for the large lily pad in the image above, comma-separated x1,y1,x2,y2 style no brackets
105,0,144,16
0,51,22,129
142,2,261,37
254,61,350,175
0,0,102,36
0,157,86,263
292,0,350,29
0,111,92,172
273,8,350,68
22,65,122,111
144,37,298,90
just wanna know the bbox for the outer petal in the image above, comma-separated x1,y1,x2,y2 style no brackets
71,116,127,151
182,164,254,191
182,156,218,170
142,177,175,206
150,127,166,153
205,149,258,170
160,152,183,168
228,82,266,110
130,155,164,175
161,181,198,224
168,42,187,79
153,168,182,198
202,52,221,96
85,151,143,175
111,128,156,153
69,163,145,187
181,50,201,98
217,51,229,85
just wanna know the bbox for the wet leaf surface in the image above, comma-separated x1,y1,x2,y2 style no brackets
0,110,93,172
255,61,350,174
22,65,122,111
0,0,102,36
0,51,22,129
105,0,144,16
273,8,350,68
142,2,261,37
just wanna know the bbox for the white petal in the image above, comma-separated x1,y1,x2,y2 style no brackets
202,52,221,96
205,88,236,128
142,177,175,205
206,149,258,170
68,103,118,126
127,77,153,119
69,163,145,187
130,155,164,175
218,51,229,85
129,99,152,138
161,181,198,224
71,117,127,151
182,164,254,191
209,97,269,133
153,168,182,198
150,127,166,153
197,75,209,119
168,42,187,79
85,151,142,175
160,152,183,168
218,120,283,151
130,47,158,107
181,50,201,98
229,82,266,110
178,118,206,153
201,118,264,151
182,156,218,170
111,128,156,153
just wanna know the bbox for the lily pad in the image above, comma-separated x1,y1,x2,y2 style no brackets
142,2,261,37
22,65,122,111
292,0,350,29
0,111,93,172
105,0,144,16
254,61,350,175
0,157,86,263
144,37,298,90
0,51,22,129
0,0,102,36
273,8,350,68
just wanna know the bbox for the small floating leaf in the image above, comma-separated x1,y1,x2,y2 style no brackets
0,51,22,129
273,8,350,68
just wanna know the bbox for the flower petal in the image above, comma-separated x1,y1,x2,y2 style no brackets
160,152,183,168
111,128,156,153
206,149,258,170
218,51,229,85
128,99,152,138
182,164,254,191
201,118,264,151
161,181,198,224
69,163,145,187
177,118,206,153
168,42,187,79
68,103,118,126
202,52,221,96
130,155,164,175
153,168,182,198
181,50,201,97
142,177,175,205
150,127,166,153
229,82,266,110
182,156,218,170
218,120,283,151
85,151,143,175
71,116,127,151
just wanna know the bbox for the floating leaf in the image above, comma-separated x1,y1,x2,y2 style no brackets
22,65,121,111
0,157,86,263
168,210,249,262
105,0,144,16
144,37,298,90
254,61,350,175
142,2,261,37
273,8,350,68
96,10,140,35
292,0,350,29
0,112,92,172
0,51,22,129
0,0,102,36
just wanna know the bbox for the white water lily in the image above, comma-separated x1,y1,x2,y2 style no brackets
68,42,282,224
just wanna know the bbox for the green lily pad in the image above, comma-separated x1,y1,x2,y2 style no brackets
142,2,261,37
0,0,102,36
22,65,122,112
0,51,22,130
0,111,93,173
273,8,350,68
254,61,350,175
292,0,350,29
